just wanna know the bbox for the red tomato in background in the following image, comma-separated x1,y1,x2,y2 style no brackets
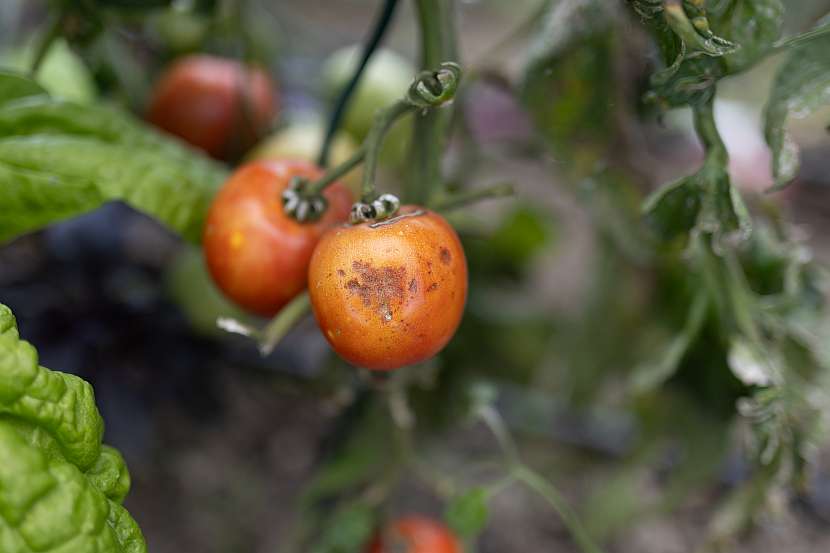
368,516,462,553
203,160,352,317
147,55,277,159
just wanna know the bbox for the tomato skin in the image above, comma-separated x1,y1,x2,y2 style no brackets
368,516,462,553
147,55,277,159
308,207,467,371
203,160,352,317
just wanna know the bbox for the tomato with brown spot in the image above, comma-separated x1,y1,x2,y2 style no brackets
203,160,352,317
308,206,467,371
367,516,462,553
147,55,277,159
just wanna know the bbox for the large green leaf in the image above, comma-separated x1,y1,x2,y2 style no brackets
0,304,146,553
0,73,227,244
764,18,830,189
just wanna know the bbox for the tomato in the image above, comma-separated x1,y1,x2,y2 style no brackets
308,207,467,370
147,55,277,159
148,8,210,53
368,516,462,553
321,45,414,166
203,160,352,317
247,121,361,193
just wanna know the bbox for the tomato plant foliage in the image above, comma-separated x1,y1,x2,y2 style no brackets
0,70,226,244
0,303,145,553
3,0,830,551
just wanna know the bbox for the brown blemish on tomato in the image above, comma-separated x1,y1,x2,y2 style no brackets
409,279,417,293
337,269,346,277
344,260,407,322
440,247,451,265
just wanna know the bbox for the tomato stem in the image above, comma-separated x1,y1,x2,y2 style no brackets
258,292,311,355
431,182,514,212
317,0,401,168
692,92,727,170
306,147,366,195
360,99,415,202
407,0,459,204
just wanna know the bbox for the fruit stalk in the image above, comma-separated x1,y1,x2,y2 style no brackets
318,0,401,168
408,0,459,204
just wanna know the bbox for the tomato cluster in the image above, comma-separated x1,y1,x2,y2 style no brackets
153,51,466,371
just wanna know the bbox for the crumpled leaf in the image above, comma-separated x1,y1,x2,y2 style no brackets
0,72,227,244
643,165,750,242
0,303,146,553
633,0,784,107
764,17,830,189
728,337,778,386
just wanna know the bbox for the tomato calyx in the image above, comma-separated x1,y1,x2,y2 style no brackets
282,176,329,223
350,193,401,224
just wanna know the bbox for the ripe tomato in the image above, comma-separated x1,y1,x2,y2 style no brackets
203,160,352,317
147,55,277,159
368,516,462,553
308,207,467,370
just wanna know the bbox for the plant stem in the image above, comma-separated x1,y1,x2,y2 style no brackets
477,405,605,553
408,0,459,204
258,292,311,355
772,22,830,52
361,99,415,202
477,404,521,469
317,0,401,168
432,182,514,212
513,466,605,553
307,148,366,195
692,93,727,169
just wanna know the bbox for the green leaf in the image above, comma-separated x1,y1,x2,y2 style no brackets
644,164,750,243
0,70,48,105
642,174,702,240
0,73,227,244
445,487,490,538
0,304,146,553
310,504,376,553
521,0,618,175
764,18,830,189
635,1,784,107
713,0,784,73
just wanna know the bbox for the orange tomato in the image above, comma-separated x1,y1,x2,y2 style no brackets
368,516,462,553
147,55,277,159
308,207,467,370
203,160,352,316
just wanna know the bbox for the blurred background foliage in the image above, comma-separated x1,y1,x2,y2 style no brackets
2,0,830,552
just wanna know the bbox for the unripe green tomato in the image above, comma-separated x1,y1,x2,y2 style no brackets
148,8,210,53
165,245,253,336
247,121,362,195
321,45,414,166
1,39,96,104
